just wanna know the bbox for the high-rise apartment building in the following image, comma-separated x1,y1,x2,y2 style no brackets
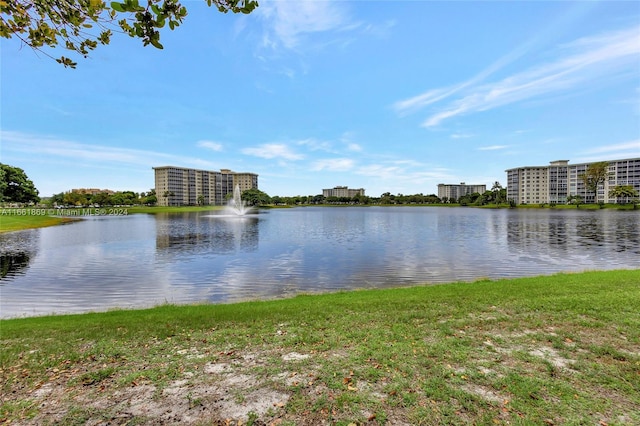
506,158,640,204
322,186,366,198
153,166,258,206
437,183,487,202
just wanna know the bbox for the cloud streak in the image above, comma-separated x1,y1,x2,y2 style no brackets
394,25,640,128
1,131,217,169
478,145,509,151
197,140,224,152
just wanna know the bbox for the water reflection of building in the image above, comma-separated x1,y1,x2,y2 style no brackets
155,214,259,254
1,252,32,279
506,214,569,251
153,166,258,207
506,158,640,205
506,210,640,255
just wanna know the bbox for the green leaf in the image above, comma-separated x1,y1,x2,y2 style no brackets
56,56,77,68
149,38,163,49
110,2,125,12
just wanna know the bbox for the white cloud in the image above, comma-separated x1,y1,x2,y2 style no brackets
393,87,457,116
450,132,474,139
339,131,363,152
197,140,224,152
512,129,532,136
360,20,396,39
311,158,354,172
478,145,509,151
258,0,353,50
297,138,334,152
295,135,363,154
355,164,401,179
395,25,640,128
347,143,362,152
241,143,304,160
354,161,452,182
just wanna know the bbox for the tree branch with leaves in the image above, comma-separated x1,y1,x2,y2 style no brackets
1,0,258,68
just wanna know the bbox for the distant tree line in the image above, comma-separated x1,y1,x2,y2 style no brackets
263,192,443,206
46,189,157,207
263,182,509,207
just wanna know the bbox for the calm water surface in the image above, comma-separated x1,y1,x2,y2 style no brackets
1,207,638,318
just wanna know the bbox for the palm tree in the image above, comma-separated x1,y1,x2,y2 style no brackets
609,185,639,204
491,181,506,204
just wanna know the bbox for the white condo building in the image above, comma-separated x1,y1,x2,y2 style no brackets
437,183,487,202
506,158,640,205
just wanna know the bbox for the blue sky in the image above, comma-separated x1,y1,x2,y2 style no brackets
2,1,639,198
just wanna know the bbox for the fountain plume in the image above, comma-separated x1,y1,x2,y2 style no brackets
224,185,254,216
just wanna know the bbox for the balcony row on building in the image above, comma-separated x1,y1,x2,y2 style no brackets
437,183,487,202
506,158,640,205
153,166,258,207
322,186,365,198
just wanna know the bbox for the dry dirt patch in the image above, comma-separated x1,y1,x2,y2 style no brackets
13,350,309,425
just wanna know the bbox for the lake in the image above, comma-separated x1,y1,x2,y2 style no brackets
1,207,638,318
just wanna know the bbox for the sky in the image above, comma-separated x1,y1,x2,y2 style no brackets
2,1,640,198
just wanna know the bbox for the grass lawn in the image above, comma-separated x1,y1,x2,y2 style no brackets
0,214,80,233
1,270,639,425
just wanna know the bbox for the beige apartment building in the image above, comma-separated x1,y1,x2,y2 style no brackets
322,186,365,198
71,188,115,195
506,158,640,204
437,183,487,202
153,166,258,206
